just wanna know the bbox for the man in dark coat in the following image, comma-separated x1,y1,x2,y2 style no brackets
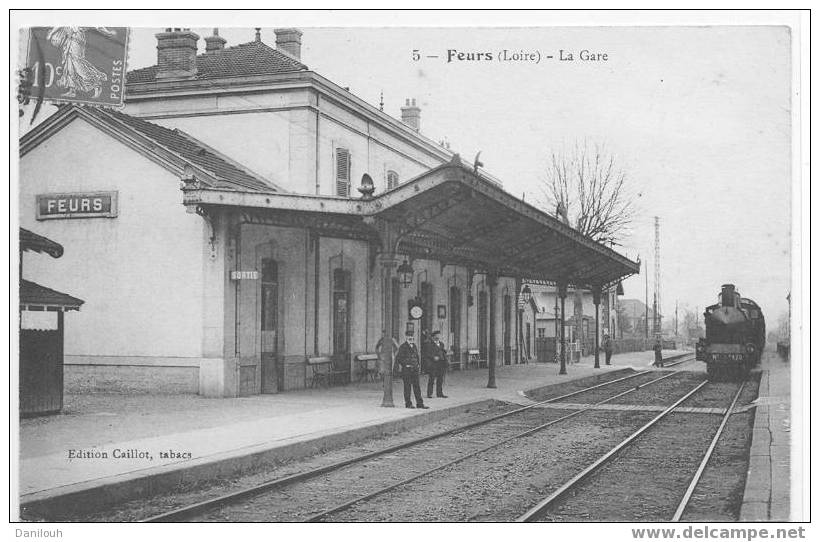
653,339,664,367
424,330,448,398
603,334,614,365
396,332,427,409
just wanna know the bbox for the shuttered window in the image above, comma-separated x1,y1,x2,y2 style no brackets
387,170,399,190
335,148,351,197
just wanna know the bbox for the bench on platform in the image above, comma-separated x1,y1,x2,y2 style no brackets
449,350,462,371
354,353,381,383
467,349,486,369
306,356,348,388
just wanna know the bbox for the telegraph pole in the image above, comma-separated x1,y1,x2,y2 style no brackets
653,216,661,339
675,300,678,337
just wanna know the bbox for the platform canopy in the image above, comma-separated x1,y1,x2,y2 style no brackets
20,280,84,312
182,156,639,289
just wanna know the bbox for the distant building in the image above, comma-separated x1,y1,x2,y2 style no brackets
532,283,622,354
618,298,661,338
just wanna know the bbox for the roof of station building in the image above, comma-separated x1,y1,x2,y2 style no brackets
20,280,84,311
104,109,276,191
127,39,307,84
20,105,282,193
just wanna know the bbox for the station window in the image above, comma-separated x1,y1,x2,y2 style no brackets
387,170,399,189
335,148,351,197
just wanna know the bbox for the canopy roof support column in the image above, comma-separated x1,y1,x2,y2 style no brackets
487,272,498,389
558,281,568,376
373,217,403,408
515,277,522,365
593,286,602,369
379,255,398,407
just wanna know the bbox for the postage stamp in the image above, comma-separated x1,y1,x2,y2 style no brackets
26,27,129,107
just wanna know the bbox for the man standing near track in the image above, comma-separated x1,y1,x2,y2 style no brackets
396,331,428,409
424,330,448,399
603,333,614,365
653,338,664,367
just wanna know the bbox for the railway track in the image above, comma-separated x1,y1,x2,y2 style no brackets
665,354,696,368
143,360,692,522
304,371,685,522
516,379,746,522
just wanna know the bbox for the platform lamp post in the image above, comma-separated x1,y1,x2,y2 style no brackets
519,284,532,364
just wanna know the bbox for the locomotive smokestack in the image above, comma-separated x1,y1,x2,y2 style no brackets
720,284,736,307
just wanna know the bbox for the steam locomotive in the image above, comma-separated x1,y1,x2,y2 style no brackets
696,284,765,381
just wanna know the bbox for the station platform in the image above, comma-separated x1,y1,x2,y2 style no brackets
740,350,791,521
17,349,687,518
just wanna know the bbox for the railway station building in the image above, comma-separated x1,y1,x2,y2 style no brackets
18,28,639,398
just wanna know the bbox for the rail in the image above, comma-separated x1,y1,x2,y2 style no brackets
141,368,658,522
516,378,708,522
671,381,746,521
305,371,683,522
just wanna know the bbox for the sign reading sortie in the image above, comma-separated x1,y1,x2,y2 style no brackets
230,271,260,280
36,192,118,220
27,27,129,107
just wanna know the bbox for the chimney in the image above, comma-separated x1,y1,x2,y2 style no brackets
720,284,736,307
204,28,226,54
400,98,421,131
156,28,199,79
274,28,303,60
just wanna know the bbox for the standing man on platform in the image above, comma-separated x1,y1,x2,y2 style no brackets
396,331,428,409
603,333,614,366
425,330,448,398
653,338,664,367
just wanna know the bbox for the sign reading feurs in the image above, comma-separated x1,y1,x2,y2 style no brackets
36,192,118,220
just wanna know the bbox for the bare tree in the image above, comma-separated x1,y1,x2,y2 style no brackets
541,141,637,246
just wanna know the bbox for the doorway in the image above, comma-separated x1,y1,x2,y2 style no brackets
260,258,279,393
332,268,351,380
525,322,531,360
478,290,488,360
391,277,401,343
420,282,433,337
503,294,511,364
449,286,461,360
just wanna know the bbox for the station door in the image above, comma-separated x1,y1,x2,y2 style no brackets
478,291,488,360
259,259,279,393
449,286,461,357
332,269,351,381
503,294,511,364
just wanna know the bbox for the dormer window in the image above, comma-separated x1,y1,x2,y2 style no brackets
335,148,351,197
387,170,399,190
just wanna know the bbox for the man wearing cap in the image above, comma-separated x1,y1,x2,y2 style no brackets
603,334,614,366
424,330,448,398
396,332,428,409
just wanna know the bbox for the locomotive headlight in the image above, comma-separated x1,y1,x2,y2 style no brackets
746,344,756,354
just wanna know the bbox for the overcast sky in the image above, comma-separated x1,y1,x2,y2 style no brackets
18,18,795,321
